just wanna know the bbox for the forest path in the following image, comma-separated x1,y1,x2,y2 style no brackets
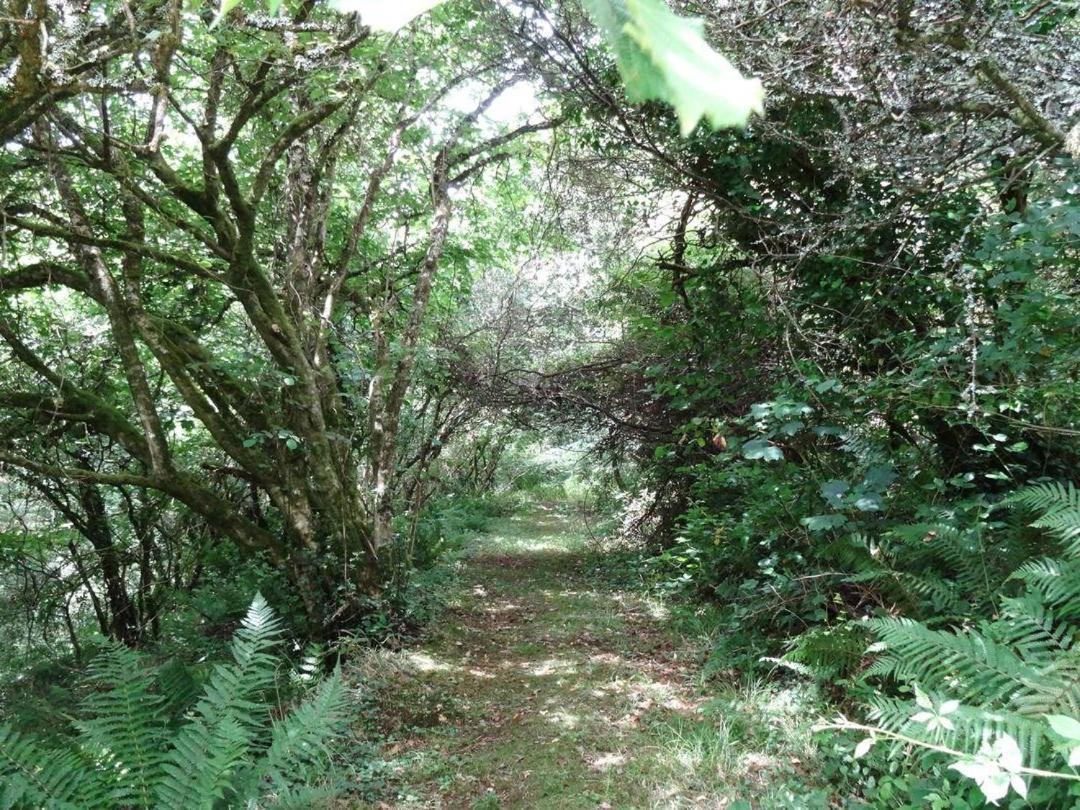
355,505,822,809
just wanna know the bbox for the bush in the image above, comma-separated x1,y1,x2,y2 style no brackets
832,482,1080,806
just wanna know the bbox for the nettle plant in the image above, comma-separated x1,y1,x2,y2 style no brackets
823,482,1080,805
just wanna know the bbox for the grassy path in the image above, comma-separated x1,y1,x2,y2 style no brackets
353,505,826,809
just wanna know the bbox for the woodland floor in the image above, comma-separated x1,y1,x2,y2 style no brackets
349,505,829,809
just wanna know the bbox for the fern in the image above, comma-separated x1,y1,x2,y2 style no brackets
1007,481,1080,557
887,522,1002,612
864,692,1048,763
861,481,1080,771
0,724,95,809
261,672,347,780
826,521,1004,620
993,595,1074,662
75,643,167,809
157,658,200,720
0,594,352,810
156,715,254,809
776,622,868,680
156,595,283,807
1012,558,1080,618
865,617,1069,712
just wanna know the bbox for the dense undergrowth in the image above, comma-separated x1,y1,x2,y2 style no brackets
632,481,1080,808
0,486,519,807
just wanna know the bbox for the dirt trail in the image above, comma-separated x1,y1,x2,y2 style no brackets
354,506,823,809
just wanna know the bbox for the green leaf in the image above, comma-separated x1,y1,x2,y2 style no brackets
1045,714,1080,742
801,514,848,532
820,480,849,508
583,0,763,135
853,495,881,512
862,464,897,491
211,0,243,28
779,419,804,436
742,438,783,462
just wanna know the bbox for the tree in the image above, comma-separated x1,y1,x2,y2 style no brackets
0,1,557,635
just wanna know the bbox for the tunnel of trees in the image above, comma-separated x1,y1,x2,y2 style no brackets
0,0,1078,806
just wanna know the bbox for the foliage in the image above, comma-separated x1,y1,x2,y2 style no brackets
0,595,350,809
582,0,763,133
222,0,765,134
508,4,1080,805
834,483,1080,804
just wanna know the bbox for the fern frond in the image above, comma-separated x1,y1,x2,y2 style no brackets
75,643,167,809
258,670,349,787
1008,481,1080,515
864,694,1047,765
860,481,1080,784
230,592,284,702
155,593,281,807
1012,558,1080,618
993,596,1075,662
0,724,96,809
1008,481,1080,557
156,714,253,808
759,656,816,677
865,617,1069,713
233,594,283,663
266,784,340,809
889,523,1001,607
221,673,350,804
782,623,868,679
157,658,200,721
893,572,967,615
830,532,967,614
0,594,350,809
824,534,877,573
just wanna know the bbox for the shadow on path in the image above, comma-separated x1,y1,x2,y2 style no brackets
352,505,824,809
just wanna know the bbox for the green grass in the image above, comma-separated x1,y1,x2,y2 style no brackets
346,503,834,808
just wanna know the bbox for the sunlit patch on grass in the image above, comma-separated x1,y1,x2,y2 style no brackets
522,656,577,677
742,751,779,774
641,596,670,621
347,647,460,685
760,684,813,716
586,751,628,771
542,708,580,729
402,651,454,673
647,715,740,791
358,505,832,808
476,534,574,555
587,652,623,666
